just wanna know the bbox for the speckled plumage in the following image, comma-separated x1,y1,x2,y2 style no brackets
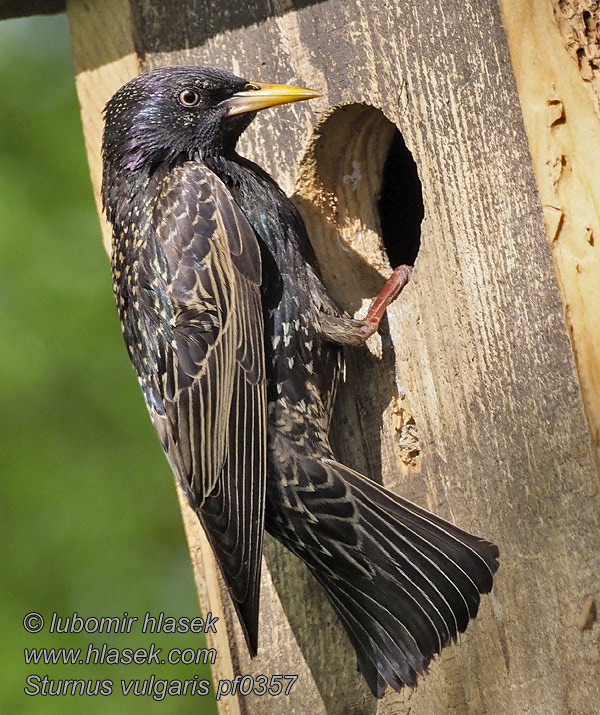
102,66,499,697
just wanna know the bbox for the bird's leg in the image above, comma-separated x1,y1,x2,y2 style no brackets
358,264,412,340
321,265,413,346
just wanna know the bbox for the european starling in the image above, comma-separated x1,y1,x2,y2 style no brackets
101,66,499,696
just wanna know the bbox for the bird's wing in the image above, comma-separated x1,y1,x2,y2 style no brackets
135,163,266,652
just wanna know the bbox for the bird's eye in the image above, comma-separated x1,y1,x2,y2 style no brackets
178,89,201,107
244,83,260,92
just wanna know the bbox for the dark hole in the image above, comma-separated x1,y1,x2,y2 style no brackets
377,130,423,267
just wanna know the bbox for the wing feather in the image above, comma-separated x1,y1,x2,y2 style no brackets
131,162,266,652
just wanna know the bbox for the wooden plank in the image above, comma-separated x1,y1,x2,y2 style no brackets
66,0,138,252
67,0,600,712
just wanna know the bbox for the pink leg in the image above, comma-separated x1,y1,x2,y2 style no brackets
359,265,412,339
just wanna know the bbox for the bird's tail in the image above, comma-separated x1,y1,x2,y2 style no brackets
268,456,499,697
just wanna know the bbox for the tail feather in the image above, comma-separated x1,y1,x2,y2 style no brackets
357,490,480,628
348,468,498,588
268,456,499,696
326,582,423,692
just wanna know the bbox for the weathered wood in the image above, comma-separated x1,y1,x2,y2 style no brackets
67,0,600,713
498,0,600,457
0,0,64,19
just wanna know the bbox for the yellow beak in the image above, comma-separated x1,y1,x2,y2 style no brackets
224,81,322,116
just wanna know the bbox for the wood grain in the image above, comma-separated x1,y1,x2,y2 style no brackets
68,0,600,712
499,0,600,457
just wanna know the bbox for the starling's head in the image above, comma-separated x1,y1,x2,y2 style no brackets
101,66,320,216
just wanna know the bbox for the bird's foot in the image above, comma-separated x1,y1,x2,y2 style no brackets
321,265,412,346
357,264,412,340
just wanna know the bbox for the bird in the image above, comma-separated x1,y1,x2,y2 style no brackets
101,66,499,697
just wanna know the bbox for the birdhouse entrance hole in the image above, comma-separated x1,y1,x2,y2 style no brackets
293,103,422,312
378,129,423,269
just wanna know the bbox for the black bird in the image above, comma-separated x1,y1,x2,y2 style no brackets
101,66,499,697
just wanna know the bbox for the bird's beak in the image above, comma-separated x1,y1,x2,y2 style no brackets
223,82,322,116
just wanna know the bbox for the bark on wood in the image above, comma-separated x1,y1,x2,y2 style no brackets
499,0,600,457
67,0,600,713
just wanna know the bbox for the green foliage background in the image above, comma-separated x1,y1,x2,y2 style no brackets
1,15,217,714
